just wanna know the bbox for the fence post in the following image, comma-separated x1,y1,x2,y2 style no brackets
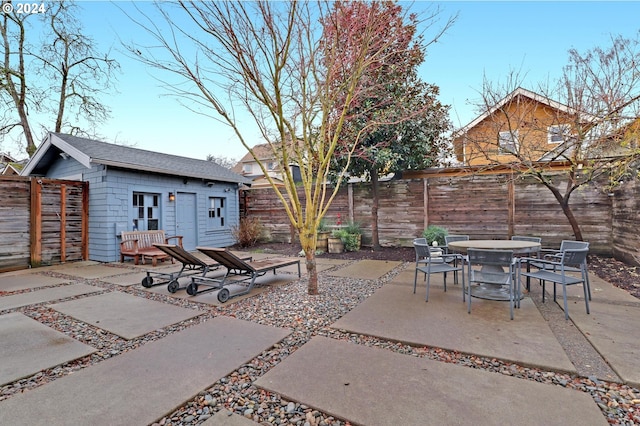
30,178,42,266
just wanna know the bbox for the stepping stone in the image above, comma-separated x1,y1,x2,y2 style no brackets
0,316,290,426
0,312,96,386
0,274,69,293
332,284,576,373
0,284,102,311
328,259,401,280
99,271,151,287
256,336,606,426
50,291,202,339
202,409,257,425
57,264,134,279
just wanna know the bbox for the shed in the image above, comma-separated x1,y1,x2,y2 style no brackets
21,132,251,262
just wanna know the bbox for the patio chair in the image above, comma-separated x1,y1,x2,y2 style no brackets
533,240,591,300
517,247,590,320
466,249,517,320
189,247,301,302
413,240,465,302
444,235,469,283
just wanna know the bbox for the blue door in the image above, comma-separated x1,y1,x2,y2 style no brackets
176,192,197,250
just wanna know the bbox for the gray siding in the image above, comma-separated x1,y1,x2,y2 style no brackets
45,158,240,262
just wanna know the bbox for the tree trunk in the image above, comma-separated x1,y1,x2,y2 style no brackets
545,182,584,241
370,168,381,249
301,230,318,295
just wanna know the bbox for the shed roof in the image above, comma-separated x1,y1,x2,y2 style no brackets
22,133,251,185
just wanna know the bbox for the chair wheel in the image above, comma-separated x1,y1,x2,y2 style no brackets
142,276,154,288
167,280,179,293
217,288,230,303
186,282,198,296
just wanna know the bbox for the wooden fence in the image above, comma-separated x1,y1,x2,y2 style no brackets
242,171,639,264
0,176,88,272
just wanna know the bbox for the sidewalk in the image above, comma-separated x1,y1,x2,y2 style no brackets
0,257,638,425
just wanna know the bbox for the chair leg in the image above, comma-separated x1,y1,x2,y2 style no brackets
561,283,570,320
426,273,431,302
413,269,418,294
582,272,591,315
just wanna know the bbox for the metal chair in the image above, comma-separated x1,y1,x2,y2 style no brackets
413,240,465,302
535,240,591,300
466,249,517,320
518,247,590,320
444,235,469,283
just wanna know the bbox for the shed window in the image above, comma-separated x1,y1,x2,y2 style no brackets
498,130,518,154
208,197,226,228
132,192,160,231
548,124,571,144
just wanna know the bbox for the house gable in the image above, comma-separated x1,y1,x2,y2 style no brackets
453,88,580,166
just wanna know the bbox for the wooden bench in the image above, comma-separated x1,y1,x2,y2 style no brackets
120,230,183,267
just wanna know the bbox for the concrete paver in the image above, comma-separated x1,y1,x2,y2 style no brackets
55,264,137,279
565,302,640,387
0,283,103,311
0,312,96,386
50,291,202,339
0,316,291,426
202,409,258,425
333,281,576,373
0,274,70,292
98,271,150,286
256,336,606,426
328,259,402,280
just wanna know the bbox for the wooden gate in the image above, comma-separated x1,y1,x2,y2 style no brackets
0,176,88,272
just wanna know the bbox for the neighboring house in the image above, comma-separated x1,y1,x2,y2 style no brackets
0,152,25,175
452,88,581,166
21,132,251,262
232,142,301,188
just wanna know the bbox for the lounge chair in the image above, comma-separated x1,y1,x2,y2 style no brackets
141,244,232,293
189,247,301,302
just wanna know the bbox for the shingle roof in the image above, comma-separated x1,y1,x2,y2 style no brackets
25,133,251,184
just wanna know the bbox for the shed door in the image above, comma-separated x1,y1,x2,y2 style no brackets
176,192,197,251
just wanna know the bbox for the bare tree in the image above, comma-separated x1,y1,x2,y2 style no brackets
0,1,119,157
461,34,640,240
206,154,237,169
125,1,437,294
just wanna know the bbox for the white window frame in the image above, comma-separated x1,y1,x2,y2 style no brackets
498,130,518,154
242,163,252,174
548,124,571,144
208,197,227,228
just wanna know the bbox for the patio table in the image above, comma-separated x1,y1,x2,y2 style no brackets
448,240,541,301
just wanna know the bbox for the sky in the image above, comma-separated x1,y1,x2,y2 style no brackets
3,1,640,162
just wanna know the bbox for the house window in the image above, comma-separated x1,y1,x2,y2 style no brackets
548,124,571,144
242,164,252,174
132,192,159,231
498,130,518,154
208,197,226,228
267,161,275,170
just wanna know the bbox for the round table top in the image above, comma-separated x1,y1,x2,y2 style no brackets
447,239,540,253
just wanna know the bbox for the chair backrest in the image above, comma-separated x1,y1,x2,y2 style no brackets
511,236,542,243
196,247,255,272
559,240,589,251
413,241,434,260
560,247,589,268
467,248,513,267
154,243,207,267
445,235,469,245
413,238,427,245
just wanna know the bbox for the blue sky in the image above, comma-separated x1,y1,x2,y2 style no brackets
5,1,640,162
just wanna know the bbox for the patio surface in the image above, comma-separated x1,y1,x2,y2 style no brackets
0,255,638,425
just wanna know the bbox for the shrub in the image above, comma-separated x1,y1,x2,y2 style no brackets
422,225,447,246
317,218,330,233
343,221,362,235
232,217,264,248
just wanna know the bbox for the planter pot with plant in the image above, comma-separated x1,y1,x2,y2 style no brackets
316,218,331,252
328,229,347,253
422,225,448,247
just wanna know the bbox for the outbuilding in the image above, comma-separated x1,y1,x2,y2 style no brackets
21,132,251,262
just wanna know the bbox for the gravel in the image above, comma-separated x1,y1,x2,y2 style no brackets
1,256,639,425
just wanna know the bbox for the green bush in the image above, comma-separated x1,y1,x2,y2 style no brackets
343,221,362,235
317,218,330,233
232,217,264,248
422,225,448,246
343,233,361,251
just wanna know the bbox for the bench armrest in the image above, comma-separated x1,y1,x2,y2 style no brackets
166,235,183,247
120,238,139,252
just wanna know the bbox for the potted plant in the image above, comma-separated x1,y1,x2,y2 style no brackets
343,221,362,251
316,218,331,252
422,225,447,246
328,229,347,253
